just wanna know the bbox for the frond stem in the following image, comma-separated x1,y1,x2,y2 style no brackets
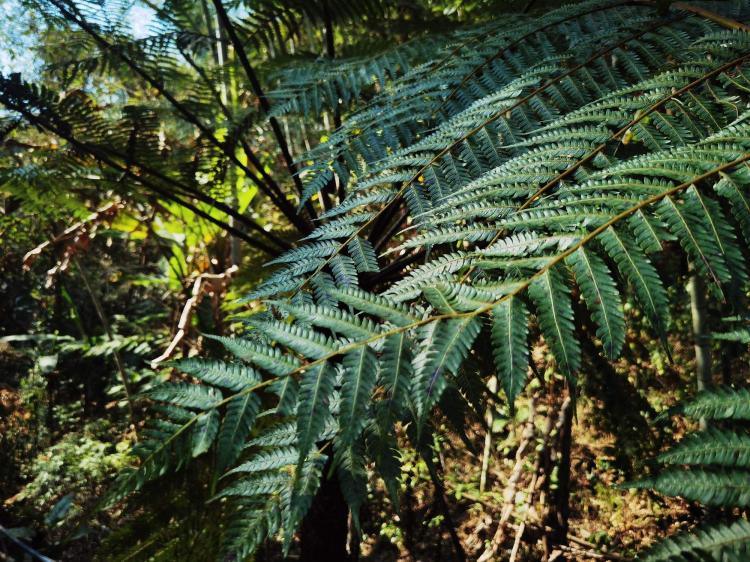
210,0,316,224
671,2,750,31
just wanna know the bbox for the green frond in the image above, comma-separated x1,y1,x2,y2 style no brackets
630,468,750,507
296,362,337,465
412,316,481,419
249,319,340,360
339,346,378,446
170,358,260,392
226,446,298,476
214,472,291,501
715,171,750,245
88,1,750,556
598,227,670,340
192,410,220,457
633,386,750,559
491,296,529,407
347,236,379,273
380,331,413,421
658,429,750,468
207,335,301,376
334,443,368,530
639,519,750,562
566,247,625,358
217,394,262,471
675,387,750,421
528,266,580,378
284,453,327,553
149,383,223,410
328,286,418,326
270,300,381,339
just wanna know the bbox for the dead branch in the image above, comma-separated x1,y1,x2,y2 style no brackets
150,264,238,368
477,397,536,562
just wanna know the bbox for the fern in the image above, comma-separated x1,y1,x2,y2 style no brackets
90,1,750,557
627,388,750,560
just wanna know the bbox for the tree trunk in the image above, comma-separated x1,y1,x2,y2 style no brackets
688,272,712,429
300,466,350,562
553,393,573,545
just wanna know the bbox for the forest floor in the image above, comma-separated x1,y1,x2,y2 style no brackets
355,325,699,562
356,401,692,562
1,324,702,561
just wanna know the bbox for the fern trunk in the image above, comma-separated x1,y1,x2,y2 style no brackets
300,466,351,562
552,393,573,545
688,271,712,429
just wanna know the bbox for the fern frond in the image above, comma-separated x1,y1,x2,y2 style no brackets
296,362,337,465
491,296,529,406
339,347,378,445
566,247,625,358
639,519,750,562
217,394,262,471
192,410,220,457
676,387,750,421
149,383,223,410
207,335,301,376
630,468,750,507
170,358,260,392
658,429,750,468
528,266,580,378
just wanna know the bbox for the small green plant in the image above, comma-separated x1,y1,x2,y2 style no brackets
13,422,132,530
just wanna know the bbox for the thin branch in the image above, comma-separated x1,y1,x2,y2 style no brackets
0,524,56,562
210,0,314,216
671,2,750,31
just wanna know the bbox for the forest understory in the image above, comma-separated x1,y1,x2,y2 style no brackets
3,0,750,560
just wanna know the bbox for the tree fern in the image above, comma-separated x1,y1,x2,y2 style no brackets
87,1,750,557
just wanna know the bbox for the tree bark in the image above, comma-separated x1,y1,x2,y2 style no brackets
688,272,712,429
300,465,351,562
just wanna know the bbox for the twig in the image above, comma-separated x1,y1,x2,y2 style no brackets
22,202,122,270
670,2,750,31
558,543,627,561
150,265,238,368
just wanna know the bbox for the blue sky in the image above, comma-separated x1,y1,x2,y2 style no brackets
0,0,36,74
